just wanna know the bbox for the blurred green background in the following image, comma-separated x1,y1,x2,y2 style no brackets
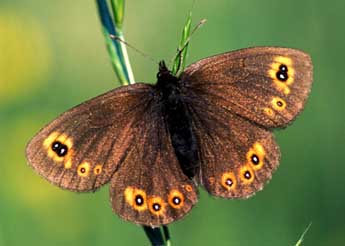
0,0,344,245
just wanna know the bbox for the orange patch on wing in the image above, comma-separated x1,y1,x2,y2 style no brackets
274,56,293,67
64,159,72,169
77,162,90,177
268,56,295,94
263,107,275,117
124,187,148,211
247,142,266,170
239,165,255,184
43,131,74,167
168,190,184,209
271,97,287,111
221,171,237,190
93,164,103,175
184,184,193,192
148,196,166,216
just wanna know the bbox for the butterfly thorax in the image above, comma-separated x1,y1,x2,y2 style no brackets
156,61,180,103
155,61,199,178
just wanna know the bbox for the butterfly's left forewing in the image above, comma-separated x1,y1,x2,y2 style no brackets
26,83,153,192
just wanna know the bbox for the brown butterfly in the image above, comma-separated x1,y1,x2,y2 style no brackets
26,47,313,227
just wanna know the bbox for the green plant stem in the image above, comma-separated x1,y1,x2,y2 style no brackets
171,12,192,75
110,0,124,29
118,32,135,84
96,0,134,85
110,0,135,84
143,226,171,246
295,222,312,246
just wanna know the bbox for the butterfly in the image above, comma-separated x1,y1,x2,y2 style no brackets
26,47,313,227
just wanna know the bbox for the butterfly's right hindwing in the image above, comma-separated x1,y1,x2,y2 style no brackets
26,83,153,192
110,98,198,227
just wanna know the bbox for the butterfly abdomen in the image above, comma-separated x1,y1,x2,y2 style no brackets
164,97,199,179
156,64,199,179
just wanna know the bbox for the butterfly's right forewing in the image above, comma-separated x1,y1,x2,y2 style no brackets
26,83,153,192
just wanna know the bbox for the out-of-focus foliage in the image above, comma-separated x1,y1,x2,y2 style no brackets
0,11,51,105
0,0,344,246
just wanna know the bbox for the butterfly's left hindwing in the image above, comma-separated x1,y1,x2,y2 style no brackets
26,83,153,192
110,99,198,227
181,47,313,129
186,98,280,198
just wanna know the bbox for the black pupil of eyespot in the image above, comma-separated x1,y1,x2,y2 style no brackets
153,203,161,211
244,171,251,179
251,154,259,165
277,101,283,107
135,195,144,206
226,178,233,186
276,71,288,81
51,141,68,157
173,197,181,205
276,64,288,82
52,142,60,150
279,64,288,72
80,168,86,173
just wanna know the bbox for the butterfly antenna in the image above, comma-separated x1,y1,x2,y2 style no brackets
169,18,207,72
110,34,157,64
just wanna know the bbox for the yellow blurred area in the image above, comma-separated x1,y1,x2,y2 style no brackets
0,11,52,104
3,116,72,210
2,116,88,240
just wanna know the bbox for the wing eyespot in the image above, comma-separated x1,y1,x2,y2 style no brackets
77,162,90,177
271,97,287,111
183,184,194,192
148,197,166,216
276,64,289,82
135,195,145,206
43,132,74,167
239,165,255,184
168,190,184,209
251,154,260,165
51,141,68,157
263,107,275,117
279,64,288,72
247,142,266,170
124,187,148,211
93,164,103,175
221,172,237,190
268,56,295,95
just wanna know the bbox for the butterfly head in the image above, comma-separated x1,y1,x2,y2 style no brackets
156,60,180,94
157,60,173,78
